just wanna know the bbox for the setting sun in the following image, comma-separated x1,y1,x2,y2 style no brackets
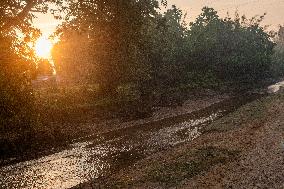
35,37,53,59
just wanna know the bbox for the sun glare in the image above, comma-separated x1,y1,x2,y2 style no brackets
35,37,53,59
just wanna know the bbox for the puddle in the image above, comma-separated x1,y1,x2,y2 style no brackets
267,81,284,93
0,93,265,189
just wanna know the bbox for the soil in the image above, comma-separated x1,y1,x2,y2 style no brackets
74,93,284,189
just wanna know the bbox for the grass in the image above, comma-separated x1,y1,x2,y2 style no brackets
202,93,283,133
0,83,191,162
146,146,239,187
77,93,284,188
80,146,239,189
2,83,279,166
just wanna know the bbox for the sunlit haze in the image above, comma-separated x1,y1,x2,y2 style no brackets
35,36,53,59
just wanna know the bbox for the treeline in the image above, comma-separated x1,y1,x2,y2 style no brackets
53,5,279,97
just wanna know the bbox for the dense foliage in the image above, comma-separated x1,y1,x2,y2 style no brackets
185,8,275,85
1,0,283,156
271,26,284,78
0,0,52,150
53,4,276,95
53,0,166,92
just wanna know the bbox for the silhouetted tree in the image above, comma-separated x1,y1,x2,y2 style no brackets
53,0,167,94
0,0,54,144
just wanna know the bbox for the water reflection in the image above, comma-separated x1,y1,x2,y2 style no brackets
145,112,221,148
0,94,260,189
0,142,111,189
267,81,284,93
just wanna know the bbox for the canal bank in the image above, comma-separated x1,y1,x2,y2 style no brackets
74,91,284,188
1,81,283,189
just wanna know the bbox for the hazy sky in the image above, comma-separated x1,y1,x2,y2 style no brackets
34,0,284,36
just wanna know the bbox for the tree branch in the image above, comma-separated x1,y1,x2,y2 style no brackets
2,0,38,31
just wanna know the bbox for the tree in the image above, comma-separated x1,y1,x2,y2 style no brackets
271,26,284,78
278,26,284,43
0,0,54,141
185,7,275,86
52,0,167,94
140,5,187,95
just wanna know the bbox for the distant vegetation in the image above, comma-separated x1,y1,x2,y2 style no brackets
1,0,284,156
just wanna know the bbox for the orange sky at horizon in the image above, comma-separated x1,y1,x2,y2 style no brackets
34,0,284,36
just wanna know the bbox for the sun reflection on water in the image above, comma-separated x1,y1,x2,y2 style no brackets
0,141,111,189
